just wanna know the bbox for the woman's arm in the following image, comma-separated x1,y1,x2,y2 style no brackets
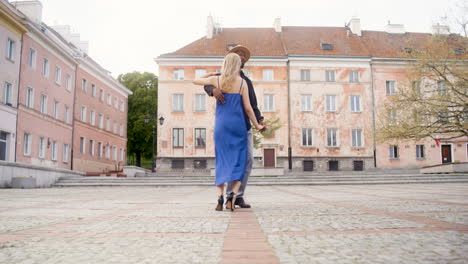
193,73,220,86
241,83,264,131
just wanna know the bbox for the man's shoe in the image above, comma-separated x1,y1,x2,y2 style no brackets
234,197,251,208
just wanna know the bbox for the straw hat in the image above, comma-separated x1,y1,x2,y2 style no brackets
226,45,251,62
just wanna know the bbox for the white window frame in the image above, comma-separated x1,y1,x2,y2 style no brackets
51,141,57,161
120,100,124,112
172,94,184,112
349,70,359,83
114,97,118,109
26,87,34,108
194,94,206,112
262,69,274,81
99,89,104,101
23,133,31,156
106,118,110,131
65,105,70,124
80,137,86,154
120,148,124,161
386,80,396,95
65,74,71,91
28,48,36,69
55,66,61,85
195,69,206,78
301,95,312,112
173,128,184,147
173,69,184,80
263,94,275,112
326,95,337,112
91,84,96,97
81,105,87,122
112,145,117,161
4,82,12,105
302,128,313,147
327,128,338,147
351,129,363,148
89,139,94,156
82,79,87,92
106,145,110,159
416,145,425,159
63,144,69,162
350,95,361,112
6,38,15,61
99,114,104,129
98,142,102,158
325,70,335,82
90,110,95,126
120,124,124,137
389,145,399,159
194,128,206,148
300,69,310,81
40,94,48,114
38,137,45,159
113,121,117,134
53,101,59,119
42,58,49,77
107,93,111,105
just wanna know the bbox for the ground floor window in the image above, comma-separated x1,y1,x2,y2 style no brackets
353,160,364,171
194,160,207,169
328,160,339,171
303,160,314,171
416,145,425,159
172,160,184,169
389,145,399,159
0,131,7,161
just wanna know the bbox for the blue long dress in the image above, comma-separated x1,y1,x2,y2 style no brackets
214,79,247,186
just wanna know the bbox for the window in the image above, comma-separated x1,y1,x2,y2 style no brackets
28,48,36,69
195,128,206,148
0,131,7,161
63,144,69,162
55,66,61,84
53,101,59,119
301,95,312,111
326,95,337,112
349,71,359,83
23,133,31,156
172,94,184,112
79,137,85,154
80,106,87,122
328,160,339,171
352,129,363,148
303,160,314,171
194,94,206,112
42,58,49,77
263,69,274,81
107,93,111,105
195,69,206,78
194,160,207,169
105,145,110,159
113,146,117,161
6,38,14,61
263,94,275,112
106,118,110,131
99,114,103,129
437,81,447,95
113,121,117,134
388,109,397,125
40,94,48,114
97,142,102,158
173,69,184,80
51,141,57,161
120,148,124,161
114,97,118,109
120,100,124,112
64,105,70,124
91,84,96,97
65,74,71,91
82,79,87,92
300,69,310,81
416,145,425,159
4,82,12,105
38,137,45,158
89,140,94,156
325,70,335,82
321,43,333,50
120,124,124,137
389,145,399,159
302,128,313,147
350,95,361,112
99,89,104,101
172,160,184,169
26,87,34,108
386,80,396,95
327,128,338,147
90,110,95,126
173,128,184,147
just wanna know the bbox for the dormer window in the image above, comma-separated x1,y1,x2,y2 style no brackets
403,47,413,54
321,43,333,50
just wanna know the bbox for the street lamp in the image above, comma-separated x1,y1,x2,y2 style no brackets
145,115,164,173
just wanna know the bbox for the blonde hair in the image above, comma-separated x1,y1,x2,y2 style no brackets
220,53,241,92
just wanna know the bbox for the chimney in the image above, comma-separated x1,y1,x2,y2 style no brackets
432,24,450,35
274,17,281,33
11,0,43,25
51,25,89,54
348,17,361,36
385,22,406,34
207,15,214,39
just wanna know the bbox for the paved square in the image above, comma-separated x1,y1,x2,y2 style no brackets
0,184,467,263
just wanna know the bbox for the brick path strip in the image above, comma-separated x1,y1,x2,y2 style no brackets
222,209,279,264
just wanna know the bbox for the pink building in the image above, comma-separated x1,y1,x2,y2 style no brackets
0,0,27,162
155,17,468,172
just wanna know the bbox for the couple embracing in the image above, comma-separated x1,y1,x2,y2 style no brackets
193,45,266,211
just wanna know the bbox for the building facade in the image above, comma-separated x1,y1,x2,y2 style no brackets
156,16,468,172
0,0,27,162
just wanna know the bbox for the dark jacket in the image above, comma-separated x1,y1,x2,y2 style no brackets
204,71,263,131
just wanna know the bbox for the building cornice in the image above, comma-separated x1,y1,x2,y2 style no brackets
0,1,28,33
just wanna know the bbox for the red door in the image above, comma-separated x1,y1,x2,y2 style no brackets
441,145,452,163
264,149,275,168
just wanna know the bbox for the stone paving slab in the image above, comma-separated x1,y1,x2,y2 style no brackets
0,183,467,263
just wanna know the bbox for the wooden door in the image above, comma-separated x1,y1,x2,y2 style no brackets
264,149,275,168
441,145,452,163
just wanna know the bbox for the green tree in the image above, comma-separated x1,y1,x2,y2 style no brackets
118,72,158,167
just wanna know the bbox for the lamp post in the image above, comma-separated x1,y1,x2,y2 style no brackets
144,115,165,172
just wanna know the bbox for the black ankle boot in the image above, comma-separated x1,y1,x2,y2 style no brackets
215,195,224,211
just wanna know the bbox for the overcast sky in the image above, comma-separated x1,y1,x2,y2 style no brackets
34,0,463,77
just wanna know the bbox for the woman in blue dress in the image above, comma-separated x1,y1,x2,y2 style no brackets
193,53,264,211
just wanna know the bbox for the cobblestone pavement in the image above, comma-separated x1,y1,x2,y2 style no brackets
0,183,467,263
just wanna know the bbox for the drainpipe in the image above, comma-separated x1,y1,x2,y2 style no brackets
14,32,25,162
287,59,292,171
70,62,78,170
370,61,377,168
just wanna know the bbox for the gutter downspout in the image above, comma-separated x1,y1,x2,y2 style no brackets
14,32,25,162
370,61,377,168
70,62,78,170
287,59,292,171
